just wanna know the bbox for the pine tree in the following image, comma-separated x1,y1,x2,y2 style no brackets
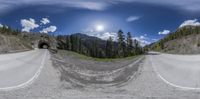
92,40,98,57
66,36,72,50
12,29,20,35
106,37,114,58
126,32,133,56
117,30,125,57
133,39,139,55
2,25,7,34
7,26,12,35
78,37,82,53
70,35,75,51
75,36,79,52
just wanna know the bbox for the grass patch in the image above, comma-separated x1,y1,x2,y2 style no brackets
58,50,142,62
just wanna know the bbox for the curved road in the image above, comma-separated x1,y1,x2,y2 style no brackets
0,49,48,90
148,52,200,90
0,50,200,98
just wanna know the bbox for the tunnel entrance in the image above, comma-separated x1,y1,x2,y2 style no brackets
38,41,50,49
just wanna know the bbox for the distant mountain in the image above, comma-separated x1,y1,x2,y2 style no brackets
151,26,200,54
56,33,114,58
72,33,101,40
71,33,119,49
0,25,144,57
72,33,108,48
56,33,144,58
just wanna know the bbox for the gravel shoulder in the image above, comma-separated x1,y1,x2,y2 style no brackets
0,50,200,99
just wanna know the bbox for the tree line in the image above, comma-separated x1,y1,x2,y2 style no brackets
0,25,20,35
57,30,144,58
0,25,145,58
152,26,200,51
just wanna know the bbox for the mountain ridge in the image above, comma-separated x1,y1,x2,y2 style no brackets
151,25,200,54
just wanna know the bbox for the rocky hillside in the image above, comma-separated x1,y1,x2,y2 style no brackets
0,34,32,53
151,26,200,54
0,25,58,53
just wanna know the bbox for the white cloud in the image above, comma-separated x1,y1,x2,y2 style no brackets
40,26,57,33
132,36,151,47
1,0,200,14
65,1,108,11
21,18,39,32
41,18,50,25
158,30,170,35
0,23,3,28
84,30,117,41
139,40,151,47
126,16,140,22
0,1,109,12
84,27,153,46
131,34,158,46
132,35,152,46
117,0,200,12
83,27,117,40
179,19,200,28
139,35,145,39
98,32,117,40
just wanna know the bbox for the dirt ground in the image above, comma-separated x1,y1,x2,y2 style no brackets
52,50,144,88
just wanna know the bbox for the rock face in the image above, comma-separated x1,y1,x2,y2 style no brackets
163,34,200,54
151,26,200,54
32,34,57,50
0,34,32,53
0,33,57,54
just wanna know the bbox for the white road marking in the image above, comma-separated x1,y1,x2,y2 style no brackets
149,55,200,90
0,50,48,91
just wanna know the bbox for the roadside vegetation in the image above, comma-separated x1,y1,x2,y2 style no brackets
0,25,57,51
0,25,33,53
56,30,144,59
151,26,200,51
57,50,142,62
0,25,21,35
0,25,145,57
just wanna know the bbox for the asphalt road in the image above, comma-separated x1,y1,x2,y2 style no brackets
1,50,200,98
0,49,48,90
148,52,200,90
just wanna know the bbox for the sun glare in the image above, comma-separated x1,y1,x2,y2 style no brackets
96,25,104,32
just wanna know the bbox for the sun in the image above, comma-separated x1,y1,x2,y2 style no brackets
96,25,104,32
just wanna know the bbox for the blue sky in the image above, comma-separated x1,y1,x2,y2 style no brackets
0,0,200,46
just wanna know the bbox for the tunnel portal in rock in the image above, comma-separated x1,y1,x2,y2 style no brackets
38,41,50,49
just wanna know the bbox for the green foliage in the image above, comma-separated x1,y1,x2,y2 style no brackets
57,30,144,58
106,37,114,58
0,25,144,58
117,30,126,57
58,50,141,62
0,25,20,35
152,26,200,51
126,32,134,56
